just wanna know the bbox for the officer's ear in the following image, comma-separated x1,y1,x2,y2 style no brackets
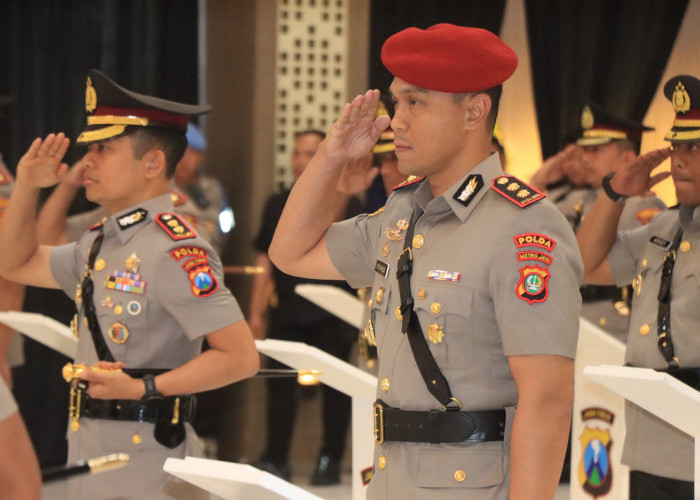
141,150,166,179
463,93,491,131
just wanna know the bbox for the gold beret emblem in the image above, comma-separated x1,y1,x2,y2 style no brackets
672,82,691,113
85,76,97,114
581,105,594,130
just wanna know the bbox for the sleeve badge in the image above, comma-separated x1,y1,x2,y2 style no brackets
170,246,219,297
516,265,550,304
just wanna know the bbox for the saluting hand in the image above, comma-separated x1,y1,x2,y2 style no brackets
16,133,70,188
325,89,391,161
609,148,672,197
78,361,145,400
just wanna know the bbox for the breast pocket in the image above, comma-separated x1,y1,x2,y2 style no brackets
414,286,474,369
96,296,149,362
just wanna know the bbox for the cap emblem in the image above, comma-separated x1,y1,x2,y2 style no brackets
672,82,691,114
581,105,594,130
85,77,97,113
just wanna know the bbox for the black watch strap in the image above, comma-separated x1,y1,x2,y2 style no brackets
141,374,163,401
602,173,627,203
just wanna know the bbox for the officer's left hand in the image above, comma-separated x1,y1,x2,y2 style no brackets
610,148,671,197
79,361,144,400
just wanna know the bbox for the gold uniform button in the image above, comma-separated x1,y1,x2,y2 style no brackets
375,288,384,304
641,258,647,267
681,241,691,252
412,234,425,249
640,324,650,336
417,288,427,299
114,305,123,315
381,378,390,392
395,307,403,321
94,259,106,272
378,454,386,470
454,470,466,482
368,298,373,308
599,317,607,326
430,302,441,314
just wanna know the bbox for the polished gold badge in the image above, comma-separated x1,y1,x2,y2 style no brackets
113,305,123,315
108,323,129,344
428,323,444,343
681,241,691,252
85,76,97,113
640,324,650,336
430,302,441,314
417,288,427,299
395,307,403,321
125,252,141,273
381,378,390,392
382,242,390,257
94,259,106,272
507,182,519,192
673,82,691,113
497,177,508,185
375,287,384,304
363,319,377,346
581,105,594,129
412,234,424,249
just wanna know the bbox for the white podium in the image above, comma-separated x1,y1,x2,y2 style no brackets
571,318,627,499
256,339,377,500
295,284,365,329
585,364,700,497
163,457,325,500
0,311,77,359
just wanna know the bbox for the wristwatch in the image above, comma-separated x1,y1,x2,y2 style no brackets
601,173,628,203
141,374,163,402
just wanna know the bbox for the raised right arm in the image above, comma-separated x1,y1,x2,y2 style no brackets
269,90,389,279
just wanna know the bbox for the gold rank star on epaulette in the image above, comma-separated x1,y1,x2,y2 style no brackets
490,175,545,208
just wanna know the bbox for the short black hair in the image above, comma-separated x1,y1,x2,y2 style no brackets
294,129,326,141
126,126,188,178
454,85,502,134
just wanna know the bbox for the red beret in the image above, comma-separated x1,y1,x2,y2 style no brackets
381,24,518,93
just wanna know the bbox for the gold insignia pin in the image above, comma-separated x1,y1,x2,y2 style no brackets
673,82,691,113
381,378,390,392
581,105,594,129
417,288,427,299
395,307,403,320
113,305,123,315
517,189,531,198
125,253,140,273
382,242,390,257
497,177,509,185
412,234,424,249
396,218,409,230
428,324,444,343
85,76,97,113
94,259,106,272
680,241,691,252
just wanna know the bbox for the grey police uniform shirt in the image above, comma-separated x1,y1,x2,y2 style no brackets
50,193,243,500
327,153,583,499
556,187,665,340
609,205,699,482
0,377,17,423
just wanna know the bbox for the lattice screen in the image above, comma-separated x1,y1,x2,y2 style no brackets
274,0,349,188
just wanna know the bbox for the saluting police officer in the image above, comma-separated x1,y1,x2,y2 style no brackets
269,24,583,499
576,75,700,500
0,69,259,500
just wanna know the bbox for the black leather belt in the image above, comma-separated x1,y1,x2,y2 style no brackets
579,285,620,303
373,400,505,444
73,387,196,424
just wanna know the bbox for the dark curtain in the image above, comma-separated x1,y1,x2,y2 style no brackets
0,0,199,468
369,1,507,93
525,0,689,158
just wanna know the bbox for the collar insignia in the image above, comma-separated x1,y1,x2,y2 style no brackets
117,209,148,229
453,174,483,207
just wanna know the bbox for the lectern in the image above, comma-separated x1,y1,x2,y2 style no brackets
163,457,325,500
585,364,700,498
256,338,377,500
0,310,77,358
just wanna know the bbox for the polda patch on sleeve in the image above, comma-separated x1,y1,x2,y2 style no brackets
515,265,550,304
513,232,557,252
170,246,218,297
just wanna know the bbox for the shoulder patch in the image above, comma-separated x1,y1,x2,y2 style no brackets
170,190,189,207
491,175,545,207
156,213,196,240
514,232,557,252
0,163,13,186
516,265,550,304
392,175,425,191
169,245,218,297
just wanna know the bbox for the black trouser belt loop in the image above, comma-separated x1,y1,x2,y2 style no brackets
75,388,196,424
373,400,505,444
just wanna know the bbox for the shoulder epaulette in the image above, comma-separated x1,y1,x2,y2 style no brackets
170,189,189,207
0,164,13,186
490,175,545,208
392,175,425,191
156,213,197,240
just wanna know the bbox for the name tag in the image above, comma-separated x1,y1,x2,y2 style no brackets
649,236,671,249
375,260,389,278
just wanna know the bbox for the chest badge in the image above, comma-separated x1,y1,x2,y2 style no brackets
125,253,141,273
428,270,461,282
385,218,409,241
94,259,106,272
108,322,130,344
428,323,444,343
382,242,390,257
516,265,550,304
105,271,146,294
